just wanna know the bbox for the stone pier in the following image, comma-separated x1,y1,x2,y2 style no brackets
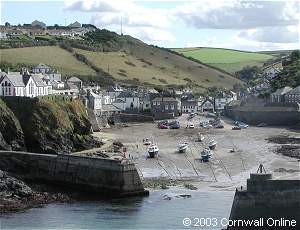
0,151,149,197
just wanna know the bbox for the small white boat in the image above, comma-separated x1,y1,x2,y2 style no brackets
197,133,204,142
188,122,195,129
177,142,188,153
208,140,217,150
148,144,159,158
201,148,211,162
143,138,151,146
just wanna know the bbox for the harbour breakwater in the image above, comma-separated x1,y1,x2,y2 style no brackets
0,151,149,198
228,166,300,229
225,103,300,125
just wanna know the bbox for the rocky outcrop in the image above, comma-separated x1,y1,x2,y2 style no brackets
0,97,102,154
0,99,25,151
0,170,69,213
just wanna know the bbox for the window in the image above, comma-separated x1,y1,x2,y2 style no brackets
171,105,174,110
153,101,156,105
165,105,168,110
157,101,160,105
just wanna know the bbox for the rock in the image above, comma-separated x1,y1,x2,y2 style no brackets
1,97,102,154
0,170,70,213
184,183,198,190
0,170,33,198
0,99,26,151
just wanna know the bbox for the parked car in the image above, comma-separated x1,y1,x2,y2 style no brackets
203,123,213,129
170,121,180,129
158,123,169,129
232,126,241,130
234,121,249,129
214,124,224,129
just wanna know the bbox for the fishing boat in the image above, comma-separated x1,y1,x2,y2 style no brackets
148,144,159,158
143,138,151,145
197,133,205,142
177,142,188,153
208,140,217,150
201,148,211,162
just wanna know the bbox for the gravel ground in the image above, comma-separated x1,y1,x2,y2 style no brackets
97,114,300,191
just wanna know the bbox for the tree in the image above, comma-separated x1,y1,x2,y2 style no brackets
290,50,300,62
236,65,260,81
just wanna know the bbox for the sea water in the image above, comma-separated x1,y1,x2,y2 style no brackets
0,189,234,229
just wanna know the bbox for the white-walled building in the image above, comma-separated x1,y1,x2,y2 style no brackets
88,91,102,111
214,91,237,110
117,91,140,111
0,72,49,97
32,63,52,74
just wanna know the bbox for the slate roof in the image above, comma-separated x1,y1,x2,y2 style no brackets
102,104,122,112
2,74,25,87
67,76,82,82
34,63,51,69
89,91,102,99
272,86,293,95
286,86,300,95
114,99,126,103
152,97,177,102
117,90,136,98
32,75,47,87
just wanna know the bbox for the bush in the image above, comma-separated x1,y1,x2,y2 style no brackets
59,42,73,53
124,61,136,67
158,78,167,84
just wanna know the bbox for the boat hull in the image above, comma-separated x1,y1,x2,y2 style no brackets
178,148,187,153
148,151,158,158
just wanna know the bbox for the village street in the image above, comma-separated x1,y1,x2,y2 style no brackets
99,114,300,191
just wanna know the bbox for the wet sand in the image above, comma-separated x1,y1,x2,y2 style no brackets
96,114,300,191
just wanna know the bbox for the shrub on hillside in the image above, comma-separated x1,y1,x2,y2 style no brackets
124,61,136,67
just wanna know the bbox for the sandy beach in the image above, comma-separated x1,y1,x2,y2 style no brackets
95,114,300,191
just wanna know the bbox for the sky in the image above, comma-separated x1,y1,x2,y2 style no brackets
1,0,299,51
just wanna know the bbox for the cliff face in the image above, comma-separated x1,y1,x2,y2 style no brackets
0,99,25,151
0,97,100,154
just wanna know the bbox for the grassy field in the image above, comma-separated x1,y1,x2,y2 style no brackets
172,47,275,73
1,45,244,92
76,45,243,91
1,46,95,76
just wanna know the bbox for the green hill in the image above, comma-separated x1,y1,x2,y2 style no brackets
0,30,244,92
1,46,95,76
172,47,277,74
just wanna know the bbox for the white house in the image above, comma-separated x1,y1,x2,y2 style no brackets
107,85,123,101
102,93,113,105
0,72,49,97
112,99,126,111
32,63,52,74
88,91,102,111
51,80,65,89
117,90,139,111
200,97,214,112
214,91,237,110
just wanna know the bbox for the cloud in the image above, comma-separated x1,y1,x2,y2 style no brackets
63,0,299,50
64,0,174,42
238,26,299,43
175,0,299,29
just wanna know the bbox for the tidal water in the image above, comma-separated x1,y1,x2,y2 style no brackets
0,189,234,230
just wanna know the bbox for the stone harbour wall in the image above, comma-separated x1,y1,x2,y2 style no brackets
0,151,148,197
228,176,300,229
225,107,300,125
